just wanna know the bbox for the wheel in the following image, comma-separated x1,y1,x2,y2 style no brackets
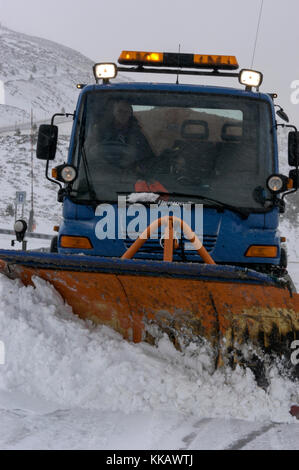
280,246,288,269
50,236,58,253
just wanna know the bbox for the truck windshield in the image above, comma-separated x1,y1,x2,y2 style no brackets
70,90,274,209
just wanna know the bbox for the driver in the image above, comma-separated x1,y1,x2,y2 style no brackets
87,99,163,190
99,99,155,167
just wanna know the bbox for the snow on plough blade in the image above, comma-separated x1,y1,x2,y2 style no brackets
0,249,299,380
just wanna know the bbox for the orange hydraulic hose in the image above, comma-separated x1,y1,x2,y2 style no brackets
121,216,216,265
163,216,174,262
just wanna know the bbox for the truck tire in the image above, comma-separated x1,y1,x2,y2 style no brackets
50,236,58,253
280,246,288,269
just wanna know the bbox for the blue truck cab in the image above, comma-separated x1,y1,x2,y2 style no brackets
36,51,299,278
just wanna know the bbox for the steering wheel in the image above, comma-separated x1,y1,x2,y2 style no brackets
99,141,138,169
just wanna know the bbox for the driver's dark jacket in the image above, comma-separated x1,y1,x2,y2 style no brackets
83,118,156,191
99,118,155,164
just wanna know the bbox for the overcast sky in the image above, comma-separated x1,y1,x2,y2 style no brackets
0,0,299,125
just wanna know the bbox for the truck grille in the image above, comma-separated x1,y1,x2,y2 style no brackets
124,234,217,257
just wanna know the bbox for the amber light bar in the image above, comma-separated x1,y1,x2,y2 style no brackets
119,51,239,70
119,51,164,65
193,54,239,70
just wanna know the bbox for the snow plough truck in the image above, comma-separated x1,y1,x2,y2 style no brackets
1,50,299,382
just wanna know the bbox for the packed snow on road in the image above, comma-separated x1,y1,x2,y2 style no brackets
0,272,299,450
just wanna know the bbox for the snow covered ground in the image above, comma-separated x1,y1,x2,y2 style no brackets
0,129,298,450
0,274,299,450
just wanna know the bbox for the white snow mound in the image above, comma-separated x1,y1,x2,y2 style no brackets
0,274,298,423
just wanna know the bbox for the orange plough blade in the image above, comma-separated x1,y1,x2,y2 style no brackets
0,250,298,380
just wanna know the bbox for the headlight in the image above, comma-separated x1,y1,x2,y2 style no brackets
52,164,77,183
61,166,77,183
239,69,263,89
267,174,288,193
14,219,28,242
14,219,27,233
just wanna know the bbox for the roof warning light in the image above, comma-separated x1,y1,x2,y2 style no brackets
118,50,239,70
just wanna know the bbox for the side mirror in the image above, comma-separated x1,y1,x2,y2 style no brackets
276,108,289,123
289,169,299,190
288,131,299,167
36,124,58,160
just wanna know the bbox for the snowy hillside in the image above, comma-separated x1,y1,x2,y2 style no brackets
0,24,128,127
0,105,30,127
0,24,93,125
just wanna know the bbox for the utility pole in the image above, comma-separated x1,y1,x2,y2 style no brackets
28,108,35,232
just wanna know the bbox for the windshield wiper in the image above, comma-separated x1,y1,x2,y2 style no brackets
157,192,250,219
77,123,97,201
118,191,250,219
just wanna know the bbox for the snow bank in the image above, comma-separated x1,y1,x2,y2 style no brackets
0,275,298,424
